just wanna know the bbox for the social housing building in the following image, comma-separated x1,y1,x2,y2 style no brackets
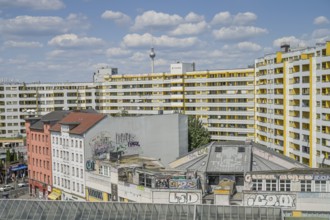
1,41,330,168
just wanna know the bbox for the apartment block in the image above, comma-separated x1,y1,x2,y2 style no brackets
94,63,255,141
0,82,96,138
255,42,330,167
0,64,255,142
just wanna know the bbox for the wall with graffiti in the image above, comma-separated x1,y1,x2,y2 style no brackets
153,191,202,204
244,193,296,208
88,131,142,159
85,114,188,166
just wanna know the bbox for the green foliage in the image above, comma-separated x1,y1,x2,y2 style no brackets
5,149,10,164
13,150,18,162
188,116,210,151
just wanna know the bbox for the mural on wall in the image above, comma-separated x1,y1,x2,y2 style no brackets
169,179,198,189
245,194,296,208
89,131,142,159
169,192,200,204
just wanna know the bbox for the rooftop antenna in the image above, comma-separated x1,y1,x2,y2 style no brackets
149,47,156,73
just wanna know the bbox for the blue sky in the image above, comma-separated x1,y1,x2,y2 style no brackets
0,0,329,82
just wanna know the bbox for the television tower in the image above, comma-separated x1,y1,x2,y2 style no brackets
149,47,156,73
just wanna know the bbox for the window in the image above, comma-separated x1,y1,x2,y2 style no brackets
280,180,291,191
72,167,75,176
87,188,103,200
80,154,83,163
266,180,277,191
72,153,74,161
138,173,152,188
252,179,263,191
77,183,80,192
315,180,326,192
81,169,83,178
76,153,78,162
301,180,311,192
81,184,84,194
76,168,79,177
73,182,75,191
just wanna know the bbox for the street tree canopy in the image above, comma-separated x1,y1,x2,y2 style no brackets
188,116,210,151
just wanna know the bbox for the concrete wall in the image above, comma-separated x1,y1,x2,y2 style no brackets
85,114,188,166
117,181,152,203
243,192,330,212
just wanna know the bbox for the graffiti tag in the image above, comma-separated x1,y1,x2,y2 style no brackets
246,194,296,208
169,179,197,189
169,193,199,204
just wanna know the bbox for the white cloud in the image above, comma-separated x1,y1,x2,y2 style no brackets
312,28,330,39
122,33,199,48
4,40,43,48
185,12,204,23
101,10,131,26
0,14,89,36
236,41,262,51
169,21,208,36
211,11,231,25
131,10,183,31
48,34,105,48
314,16,329,25
273,36,307,48
233,12,257,25
213,26,268,40
106,47,131,57
0,0,64,10
211,11,257,26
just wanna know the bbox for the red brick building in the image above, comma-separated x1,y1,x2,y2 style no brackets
25,111,69,199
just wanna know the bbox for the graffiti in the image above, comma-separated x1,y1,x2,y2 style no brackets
279,174,313,181
89,132,112,159
245,174,276,183
169,192,199,204
187,147,208,160
169,179,197,189
246,194,296,208
314,175,330,181
89,132,141,158
155,178,169,189
113,133,141,155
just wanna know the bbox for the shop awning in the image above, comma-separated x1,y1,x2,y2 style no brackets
48,191,61,200
11,165,27,171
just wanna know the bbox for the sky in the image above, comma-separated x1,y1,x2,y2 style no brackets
0,0,329,83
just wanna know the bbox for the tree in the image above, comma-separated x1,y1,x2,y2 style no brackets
188,116,210,151
6,149,11,164
13,150,18,162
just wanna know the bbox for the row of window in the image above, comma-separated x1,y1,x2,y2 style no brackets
29,145,49,155
252,180,328,192
52,136,83,148
28,169,51,184
30,158,50,170
53,162,84,179
29,132,48,143
53,176,84,194
53,149,83,163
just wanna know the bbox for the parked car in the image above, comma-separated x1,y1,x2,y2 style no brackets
0,185,14,191
17,183,28,188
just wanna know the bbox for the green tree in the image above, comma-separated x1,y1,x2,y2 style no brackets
188,116,210,151
13,150,18,162
6,149,11,164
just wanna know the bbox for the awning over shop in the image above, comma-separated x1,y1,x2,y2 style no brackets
48,190,61,200
11,165,27,171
